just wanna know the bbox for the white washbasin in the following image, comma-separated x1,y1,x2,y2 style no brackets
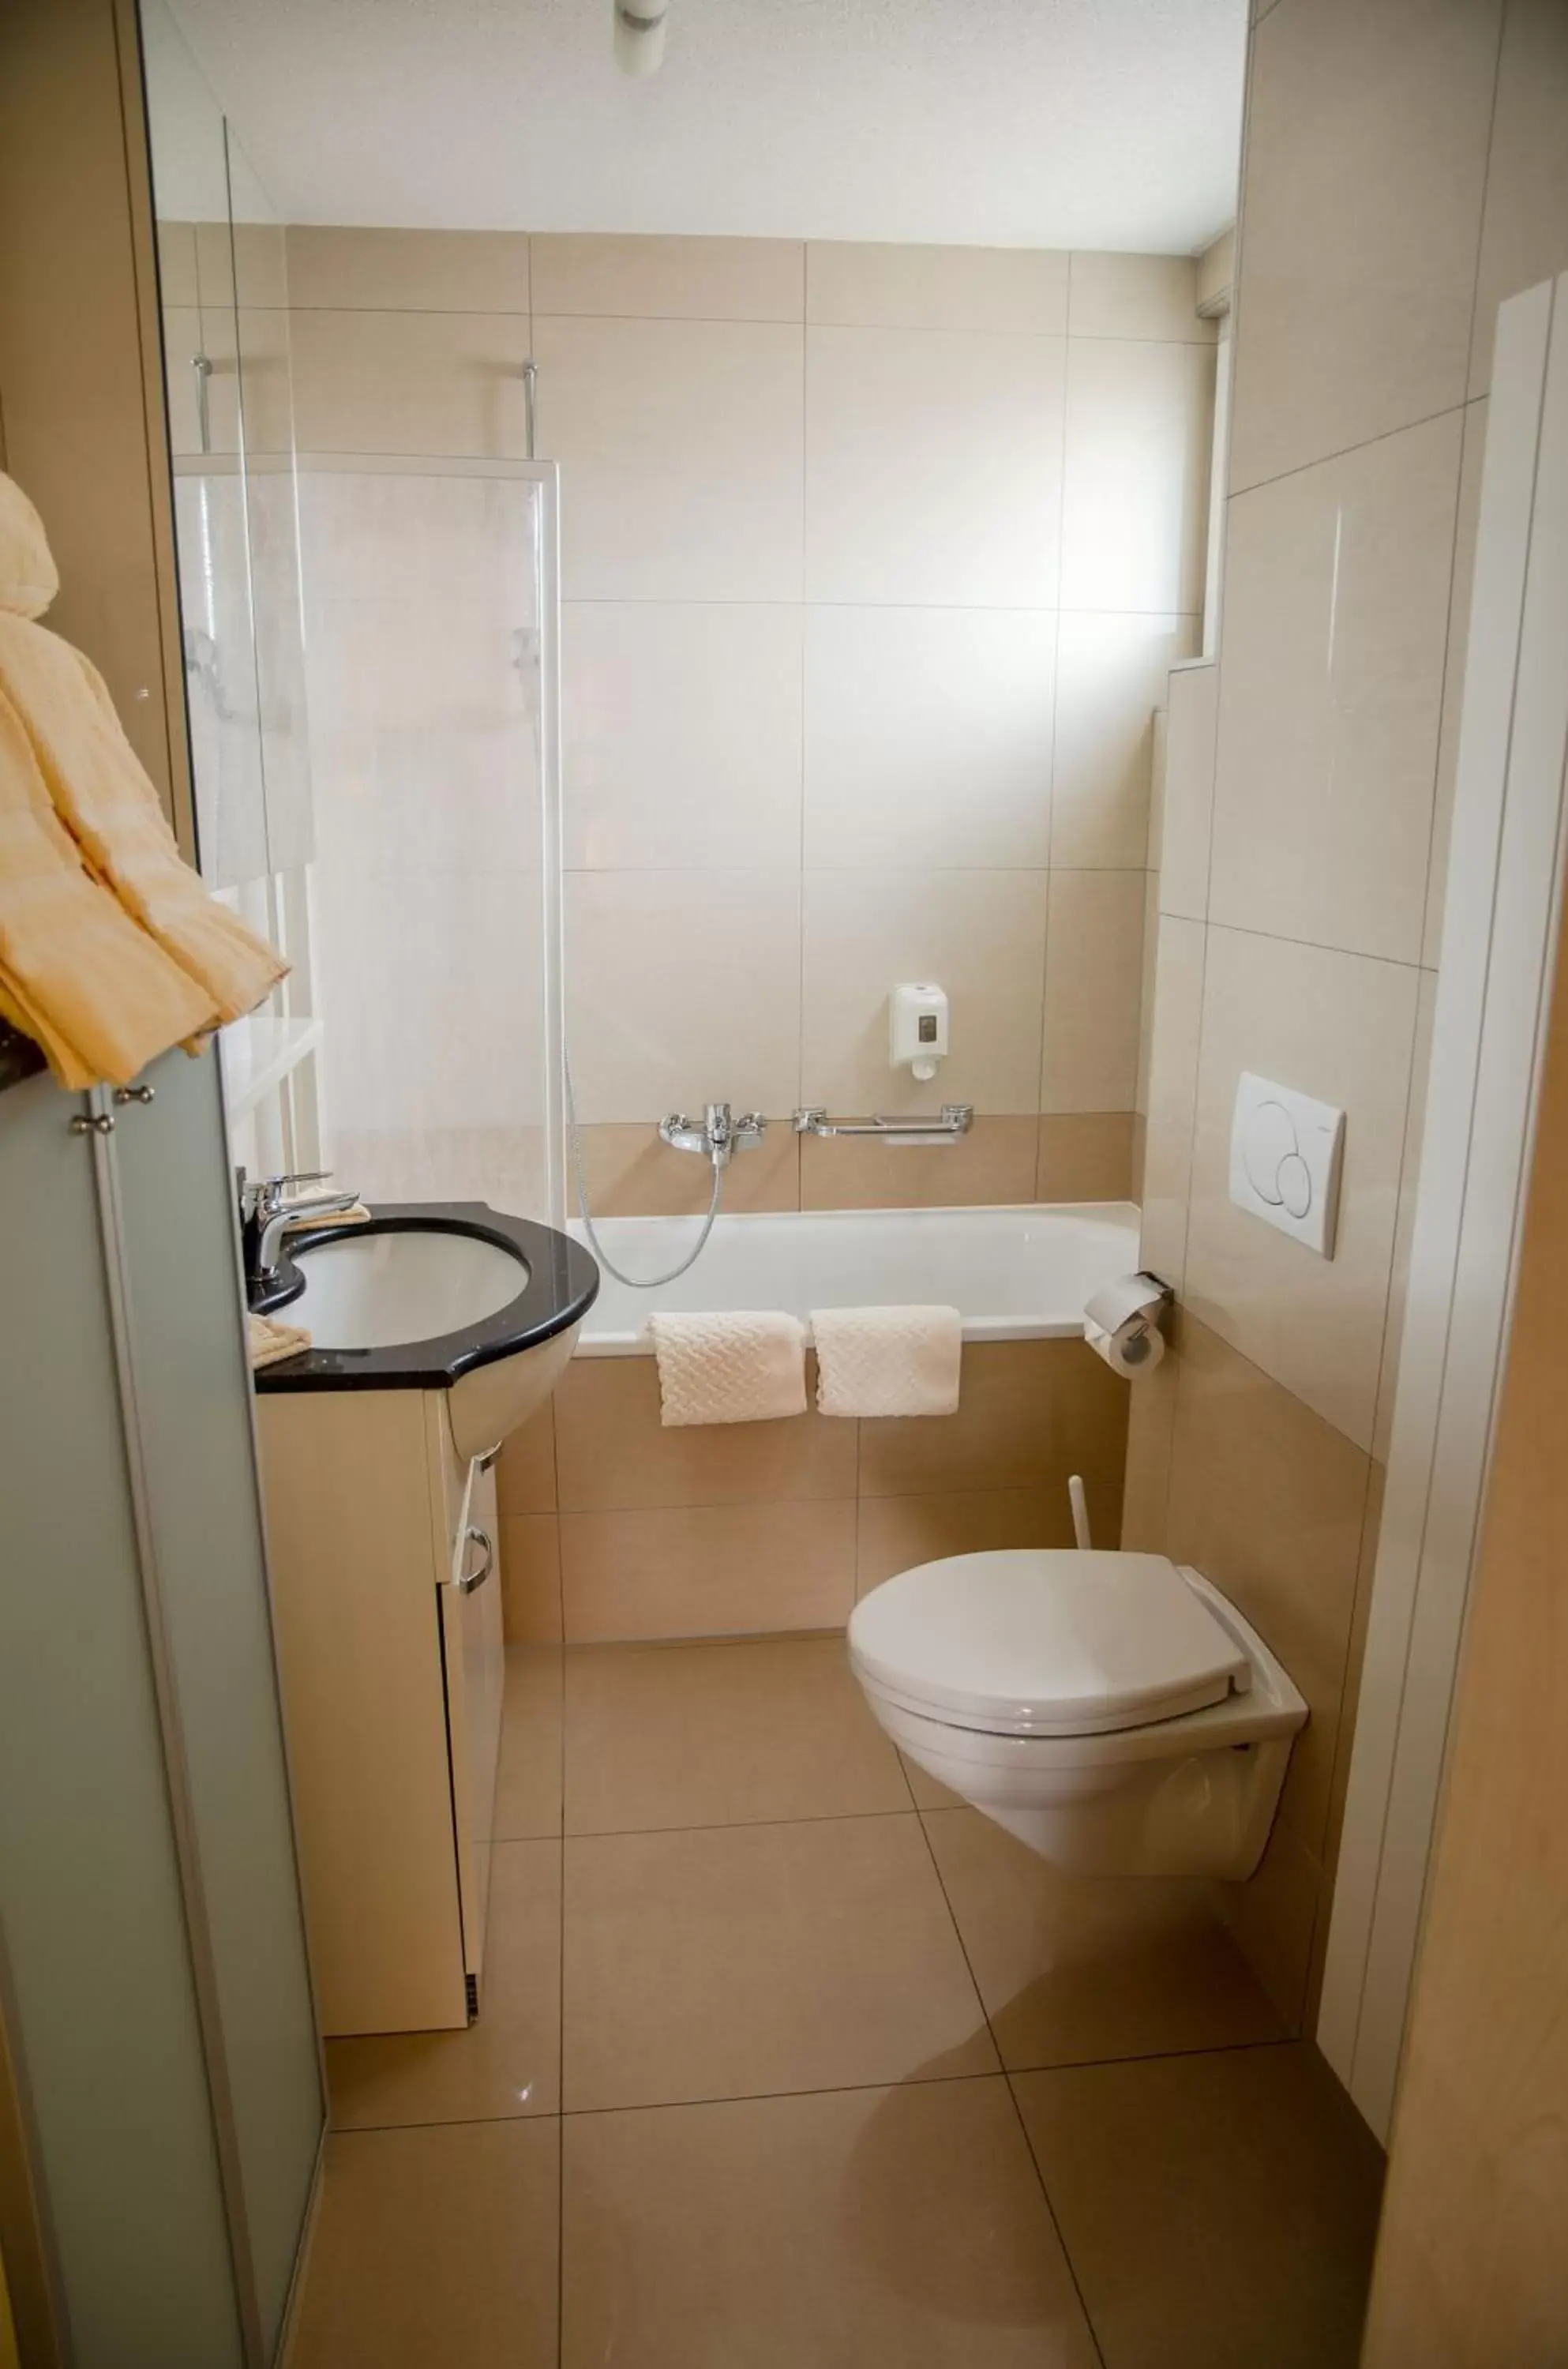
292,1227,526,1350
270,1210,600,1458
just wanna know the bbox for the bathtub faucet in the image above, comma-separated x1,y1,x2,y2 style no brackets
658,1102,768,1169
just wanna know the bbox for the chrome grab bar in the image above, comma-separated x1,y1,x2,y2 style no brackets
792,1105,973,1146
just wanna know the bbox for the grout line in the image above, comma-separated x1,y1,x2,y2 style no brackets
556,1800,921,1844
906,1805,1108,2366
326,2034,1305,2143
1228,395,1473,505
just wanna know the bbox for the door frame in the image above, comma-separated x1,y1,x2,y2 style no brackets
1318,273,1568,2138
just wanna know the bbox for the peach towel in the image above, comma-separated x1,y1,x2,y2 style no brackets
811,1305,962,1418
0,470,286,1087
248,1311,312,1370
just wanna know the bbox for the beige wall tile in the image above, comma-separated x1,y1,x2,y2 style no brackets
1214,1819,1322,2034
1210,411,1462,966
1468,0,1568,396
193,217,234,310
559,1500,857,1641
500,1515,563,1643
1051,611,1198,869
857,1339,1127,1500
535,313,803,601
799,1114,1040,1211
233,307,297,456
567,1121,801,1216
1135,870,1160,1118
805,240,1068,333
230,221,290,311
563,601,803,870
497,1399,557,1514
1165,1315,1371,1863
156,219,198,307
805,323,1065,606
1067,251,1214,344
1371,968,1438,1466
1060,337,1213,613
1139,916,1206,1290
923,1806,1281,2070
564,868,801,1122
1184,926,1422,1451
855,1481,1123,1595
1229,0,1499,490
1158,659,1218,921
1195,227,1235,315
531,232,801,321
286,225,531,312
553,1354,857,1512
1036,1111,1136,1203
289,2120,558,2369
1424,396,1489,966
1041,870,1146,1115
803,606,1055,869
801,868,1048,1116
562,2081,1097,2362
290,306,533,456
1120,1342,1179,1552
162,305,204,453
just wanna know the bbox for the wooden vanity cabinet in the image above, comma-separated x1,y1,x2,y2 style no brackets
257,1388,505,2034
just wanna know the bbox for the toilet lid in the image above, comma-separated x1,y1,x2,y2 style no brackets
848,1550,1251,1736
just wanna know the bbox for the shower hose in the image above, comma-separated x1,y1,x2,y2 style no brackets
562,1043,723,1288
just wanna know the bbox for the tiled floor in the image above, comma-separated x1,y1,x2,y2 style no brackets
290,1637,1384,2368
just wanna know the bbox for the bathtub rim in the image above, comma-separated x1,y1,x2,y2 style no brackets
565,1196,1140,1357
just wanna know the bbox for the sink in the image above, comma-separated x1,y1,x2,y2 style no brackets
252,1203,600,1458
292,1229,528,1351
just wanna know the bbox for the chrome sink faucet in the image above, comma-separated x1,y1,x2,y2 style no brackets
240,1169,362,1290
658,1102,767,1170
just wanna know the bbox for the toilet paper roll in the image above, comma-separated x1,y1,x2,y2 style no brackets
1084,1310,1166,1379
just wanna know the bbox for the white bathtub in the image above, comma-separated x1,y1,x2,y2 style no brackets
567,1201,1141,1356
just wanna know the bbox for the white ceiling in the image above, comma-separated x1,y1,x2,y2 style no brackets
165,0,1245,255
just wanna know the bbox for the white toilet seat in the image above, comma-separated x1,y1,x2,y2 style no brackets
848,1549,1309,1881
847,1549,1251,1739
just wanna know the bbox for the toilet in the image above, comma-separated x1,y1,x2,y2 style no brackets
850,1550,1307,1881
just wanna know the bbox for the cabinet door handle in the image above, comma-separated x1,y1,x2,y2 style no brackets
456,1525,494,1594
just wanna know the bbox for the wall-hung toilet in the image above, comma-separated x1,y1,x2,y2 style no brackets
850,1550,1307,1881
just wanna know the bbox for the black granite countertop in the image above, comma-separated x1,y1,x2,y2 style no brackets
252,1202,599,1391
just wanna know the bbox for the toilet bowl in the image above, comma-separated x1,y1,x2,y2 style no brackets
849,1550,1307,1881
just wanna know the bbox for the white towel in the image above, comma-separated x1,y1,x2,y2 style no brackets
649,1310,808,1427
812,1305,962,1419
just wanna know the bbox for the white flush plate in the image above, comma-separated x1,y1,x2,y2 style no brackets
1229,1072,1345,1257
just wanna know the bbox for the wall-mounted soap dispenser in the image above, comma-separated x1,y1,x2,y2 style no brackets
891,982,948,1083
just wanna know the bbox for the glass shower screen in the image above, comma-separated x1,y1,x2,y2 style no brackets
295,456,562,1225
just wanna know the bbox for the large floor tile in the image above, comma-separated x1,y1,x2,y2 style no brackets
1013,2043,1383,2369
327,1842,561,2127
562,2080,1099,2368
921,1808,1284,2069
563,1637,910,1834
562,1814,995,2109
289,2119,559,2369
493,1647,562,1840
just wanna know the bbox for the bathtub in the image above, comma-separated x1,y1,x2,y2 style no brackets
567,1201,1141,1356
